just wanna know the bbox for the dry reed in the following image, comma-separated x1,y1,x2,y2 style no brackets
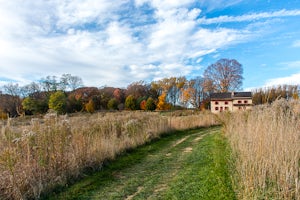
0,111,217,199
223,99,300,199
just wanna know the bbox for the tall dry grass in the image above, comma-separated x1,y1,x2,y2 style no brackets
223,99,300,199
0,111,217,199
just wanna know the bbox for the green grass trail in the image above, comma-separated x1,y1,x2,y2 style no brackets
45,126,236,200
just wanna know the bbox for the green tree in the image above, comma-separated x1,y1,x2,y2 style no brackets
145,97,156,111
48,91,67,114
125,95,136,110
107,98,118,110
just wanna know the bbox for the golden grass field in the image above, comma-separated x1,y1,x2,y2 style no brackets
222,99,300,199
0,110,217,199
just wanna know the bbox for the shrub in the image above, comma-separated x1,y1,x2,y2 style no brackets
125,95,136,110
145,97,156,111
107,98,118,110
85,99,95,113
48,91,67,114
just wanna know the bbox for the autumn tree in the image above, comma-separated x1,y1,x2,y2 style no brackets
203,58,243,92
107,98,118,110
22,97,48,114
48,91,67,114
145,97,156,111
85,99,95,113
156,92,171,110
125,95,137,110
126,81,148,99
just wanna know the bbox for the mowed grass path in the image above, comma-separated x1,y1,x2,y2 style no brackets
45,126,236,200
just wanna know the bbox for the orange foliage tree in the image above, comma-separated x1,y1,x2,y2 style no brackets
140,100,147,110
156,92,171,110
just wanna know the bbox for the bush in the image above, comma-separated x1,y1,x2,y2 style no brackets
107,98,118,110
145,97,156,111
48,91,67,114
125,95,136,110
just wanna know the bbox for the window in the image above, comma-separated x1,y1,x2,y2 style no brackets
244,100,248,104
238,100,242,104
215,101,219,105
215,107,219,111
225,101,228,105
225,107,229,110
220,107,223,112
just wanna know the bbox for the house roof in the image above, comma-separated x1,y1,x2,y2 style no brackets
210,92,252,100
210,92,232,99
233,92,252,97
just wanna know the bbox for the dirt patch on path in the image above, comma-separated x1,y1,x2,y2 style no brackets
183,147,193,153
125,186,143,200
172,135,189,148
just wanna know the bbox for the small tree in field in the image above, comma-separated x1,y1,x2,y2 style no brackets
48,91,67,114
140,100,147,110
125,95,136,110
85,99,95,113
107,98,118,110
145,97,156,111
156,92,171,110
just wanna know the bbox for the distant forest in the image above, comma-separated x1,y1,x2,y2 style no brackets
0,59,299,117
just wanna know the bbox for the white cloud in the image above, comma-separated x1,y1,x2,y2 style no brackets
198,9,300,24
265,73,300,86
197,0,242,11
292,40,300,47
0,0,270,88
279,61,300,70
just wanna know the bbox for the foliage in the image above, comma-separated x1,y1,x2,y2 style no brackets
66,96,82,113
107,98,118,110
252,84,299,104
125,95,137,110
156,92,171,110
145,97,156,111
0,94,22,117
48,91,67,114
140,99,147,110
203,58,243,92
85,99,95,113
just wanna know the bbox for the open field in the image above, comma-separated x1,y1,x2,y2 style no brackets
222,99,300,199
0,111,218,199
45,126,235,200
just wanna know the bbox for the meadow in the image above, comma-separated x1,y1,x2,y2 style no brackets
222,99,300,199
0,110,217,199
1,99,299,200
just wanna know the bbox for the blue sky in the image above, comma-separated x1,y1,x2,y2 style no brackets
0,0,300,90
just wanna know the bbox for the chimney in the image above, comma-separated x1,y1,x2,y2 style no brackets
231,91,234,98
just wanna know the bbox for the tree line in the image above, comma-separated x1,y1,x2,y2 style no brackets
1,58,298,117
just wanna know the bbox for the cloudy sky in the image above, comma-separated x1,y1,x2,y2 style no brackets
0,0,300,90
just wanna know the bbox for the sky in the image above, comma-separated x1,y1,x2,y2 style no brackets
0,0,300,91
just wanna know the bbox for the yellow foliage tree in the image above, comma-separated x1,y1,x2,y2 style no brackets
156,92,171,110
85,99,95,113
